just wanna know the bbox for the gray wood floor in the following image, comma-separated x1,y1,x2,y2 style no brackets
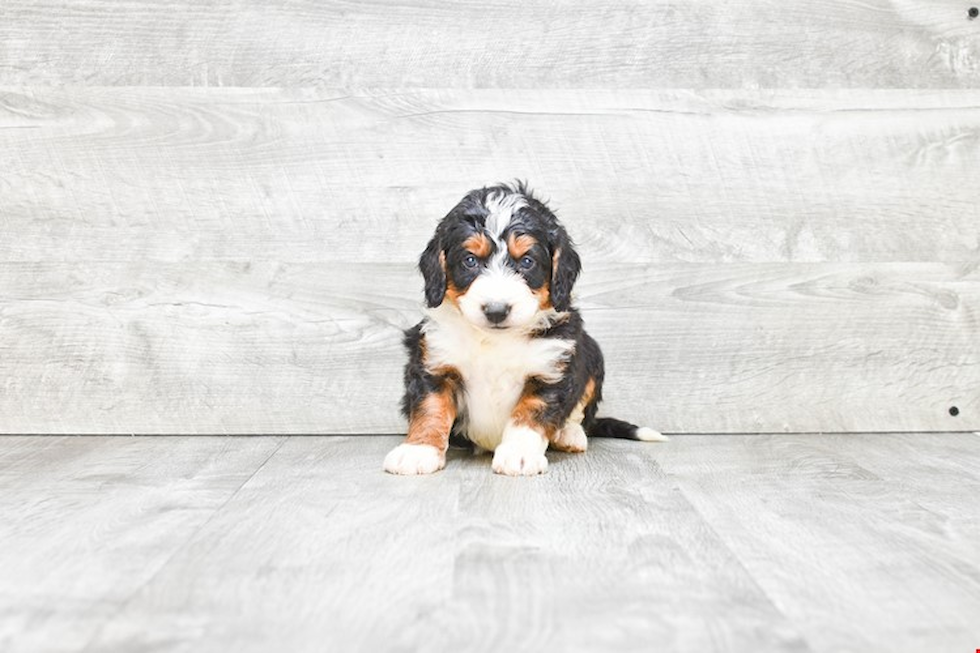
2,434,978,652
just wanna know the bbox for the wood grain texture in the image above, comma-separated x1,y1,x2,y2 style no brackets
2,434,979,652
3,10,979,436
2,88,979,264
2,87,977,435
0,435,285,653
438,439,807,652
68,436,809,653
0,1,978,88
655,433,980,652
82,436,463,653
1,261,976,434
831,431,980,543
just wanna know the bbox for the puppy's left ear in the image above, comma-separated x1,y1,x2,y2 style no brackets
550,232,581,312
419,235,447,307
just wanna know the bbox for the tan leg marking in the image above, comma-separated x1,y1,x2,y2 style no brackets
405,390,455,451
384,388,456,475
510,391,550,434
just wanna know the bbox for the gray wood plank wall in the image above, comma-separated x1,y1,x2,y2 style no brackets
1,2,978,434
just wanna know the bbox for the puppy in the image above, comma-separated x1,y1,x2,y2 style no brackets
384,182,666,476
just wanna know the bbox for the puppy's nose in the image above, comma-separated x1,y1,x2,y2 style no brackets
482,302,511,325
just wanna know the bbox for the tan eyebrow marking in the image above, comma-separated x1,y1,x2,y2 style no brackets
463,233,492,258
507,233,537,259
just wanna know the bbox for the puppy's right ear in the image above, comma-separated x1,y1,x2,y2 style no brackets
419,235,447,307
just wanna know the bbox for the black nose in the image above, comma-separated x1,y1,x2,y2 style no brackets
482,302,511,325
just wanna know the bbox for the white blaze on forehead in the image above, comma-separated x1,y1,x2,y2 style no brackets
483,191,526,238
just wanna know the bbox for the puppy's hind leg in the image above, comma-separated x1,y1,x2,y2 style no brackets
551,420,588,453
548,382,591,453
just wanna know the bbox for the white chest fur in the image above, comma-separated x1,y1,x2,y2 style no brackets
421,304,574,451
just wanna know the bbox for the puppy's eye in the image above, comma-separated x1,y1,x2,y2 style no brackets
462,254,479,269
519,256,535,270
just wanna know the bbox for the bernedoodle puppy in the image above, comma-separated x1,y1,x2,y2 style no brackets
385,182,666,476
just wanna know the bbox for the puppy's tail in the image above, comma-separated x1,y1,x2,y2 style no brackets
587,417,669,442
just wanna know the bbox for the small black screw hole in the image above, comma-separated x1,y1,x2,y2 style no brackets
949,406,960,416
970,7,979,19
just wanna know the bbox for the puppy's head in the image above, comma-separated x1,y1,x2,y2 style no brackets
420,182,581,332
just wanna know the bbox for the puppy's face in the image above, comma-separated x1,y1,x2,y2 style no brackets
420,184,581,332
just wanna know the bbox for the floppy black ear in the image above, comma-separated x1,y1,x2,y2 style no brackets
419,235,447,307
550,234,581,312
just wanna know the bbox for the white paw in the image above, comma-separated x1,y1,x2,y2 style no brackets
552,422,588,452
383,443,445,475
491,441,549,476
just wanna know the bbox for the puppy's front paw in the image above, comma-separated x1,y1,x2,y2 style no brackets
491,441,548,476
384,443,445,475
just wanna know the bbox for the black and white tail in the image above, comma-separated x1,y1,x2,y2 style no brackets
587,417,669,442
